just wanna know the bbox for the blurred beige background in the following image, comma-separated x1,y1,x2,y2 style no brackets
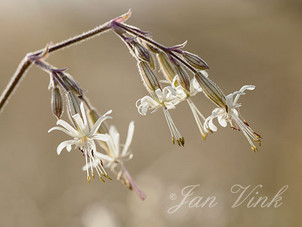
0,0,301,226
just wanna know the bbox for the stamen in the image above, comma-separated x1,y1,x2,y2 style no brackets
87,176,91,184
162,108,184,146
187,99,207,140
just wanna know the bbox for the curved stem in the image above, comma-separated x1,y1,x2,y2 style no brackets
0,20,112,113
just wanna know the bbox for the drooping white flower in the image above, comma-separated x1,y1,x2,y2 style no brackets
136,86,179,115
136,86,184,146
48,102,112,182
83,121,147,200
204,85,262,151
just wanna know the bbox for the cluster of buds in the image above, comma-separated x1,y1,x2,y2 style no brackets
111,10,262,151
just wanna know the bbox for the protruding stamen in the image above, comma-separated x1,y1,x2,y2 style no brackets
252,146,258,152
99,177,105,183
162,108,184,147
87,176,91,184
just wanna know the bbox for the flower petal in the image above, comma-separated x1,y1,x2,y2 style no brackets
218,115,227,127
90,110,112,136
209,118,218,132
109,125,120,151
122,121,135,156
72,114,86,133
233,85,255,105
94,152,114,162
48,126,75,137
79,102,88,129
56,119,78,136
91,134,109,142
56,140,74,155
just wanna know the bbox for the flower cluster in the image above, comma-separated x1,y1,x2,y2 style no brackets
1,10,263,202
112,13,262,151
34,44,146,199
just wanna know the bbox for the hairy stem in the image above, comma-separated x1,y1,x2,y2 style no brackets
0,20,112,113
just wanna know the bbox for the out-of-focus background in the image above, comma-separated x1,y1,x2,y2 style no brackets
0,0,301,226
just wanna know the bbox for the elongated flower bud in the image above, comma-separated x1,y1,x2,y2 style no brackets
195,71,226,108
132,41,151,63
157,52,176,82
145,43,160,54
61,74,83,97
51,87,63,119
175,65,191,93
140,41,156,69
183,51,209,70
66,90,81,117
138,61,161,95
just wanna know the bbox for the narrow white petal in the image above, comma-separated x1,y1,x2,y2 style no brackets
72,114,86,133
91,134,109,142
233,85,255,104
94,152,114,162
109,125,120,150
48,126,75,137
122,121,135,156
56,120,78,136
80,102,88,129
90,112,112,136
239,85,255,92
56,140,75,155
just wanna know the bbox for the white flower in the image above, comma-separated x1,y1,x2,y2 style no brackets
136,86,179,115
204,85,262,151
136,86,184,146
83,121,147,200
172,75,207,139
48,102,112,182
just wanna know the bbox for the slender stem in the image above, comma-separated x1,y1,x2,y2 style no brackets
114,22,198,74
0,20,112,113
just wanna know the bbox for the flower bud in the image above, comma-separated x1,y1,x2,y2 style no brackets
175,65,190,93
66,90,81,117
51,87,63,119
145,43,160,54
195,71,226,108
132,41,151,63
61,73,83,97
183,51,209,70
157,52,176,82
138,61,161,95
